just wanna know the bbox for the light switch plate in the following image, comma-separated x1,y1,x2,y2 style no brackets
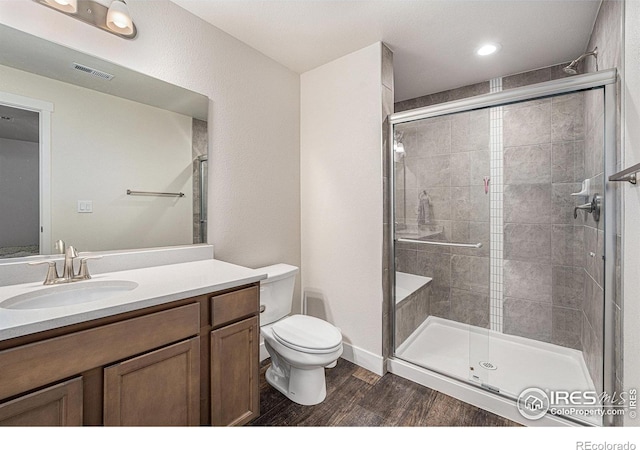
77,200,93,213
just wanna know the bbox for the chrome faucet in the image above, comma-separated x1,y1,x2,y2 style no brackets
29,244,102,285
54,239,66,254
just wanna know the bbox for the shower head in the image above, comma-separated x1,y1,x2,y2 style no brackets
563,63,579,75
563,47,598,74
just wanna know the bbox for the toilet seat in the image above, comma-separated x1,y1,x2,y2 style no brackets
271,315,342,354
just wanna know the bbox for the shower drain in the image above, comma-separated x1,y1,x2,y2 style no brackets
479,361,497,370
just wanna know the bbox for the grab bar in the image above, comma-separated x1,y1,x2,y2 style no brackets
396,238,483,249
127,189,185,198
609,162,640,185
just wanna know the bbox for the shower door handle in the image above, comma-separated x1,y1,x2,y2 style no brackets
396,238,482,249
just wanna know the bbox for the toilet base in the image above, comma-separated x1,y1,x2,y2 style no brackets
264,342,331,406
265,364,327,406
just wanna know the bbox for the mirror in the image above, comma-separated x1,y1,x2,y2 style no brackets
0,24,209,259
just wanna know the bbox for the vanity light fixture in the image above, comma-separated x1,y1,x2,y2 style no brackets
106,0,134,36
34,0,137,39
476,43,501,56
42,0,77,14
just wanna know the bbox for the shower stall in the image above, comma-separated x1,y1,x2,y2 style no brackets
387,69,617,426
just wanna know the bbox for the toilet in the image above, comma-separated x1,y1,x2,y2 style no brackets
258,263,343,406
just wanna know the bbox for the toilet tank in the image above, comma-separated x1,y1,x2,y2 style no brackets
257,263,299,326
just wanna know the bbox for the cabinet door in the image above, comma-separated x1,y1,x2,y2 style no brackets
211,316,259,426
104,337,200,426
0,378,83,426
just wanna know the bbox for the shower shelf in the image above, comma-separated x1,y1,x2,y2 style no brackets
609,162,640,185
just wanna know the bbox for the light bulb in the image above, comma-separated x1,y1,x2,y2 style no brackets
44,0,77,13
106,0,134,35
112,15,128,29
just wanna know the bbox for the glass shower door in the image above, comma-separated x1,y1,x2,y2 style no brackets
392,109,492,387
391,74,613,426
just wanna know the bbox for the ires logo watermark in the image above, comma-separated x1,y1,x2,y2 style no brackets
516,387,637,421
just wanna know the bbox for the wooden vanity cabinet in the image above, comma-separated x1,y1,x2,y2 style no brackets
0,378,83,426
0,282,261,427
104,337,200,426
210,286,260,426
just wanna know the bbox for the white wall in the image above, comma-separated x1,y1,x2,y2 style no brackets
0,137,38,247
301,43,384,373
0,1,301,297
623,0,640,426
0,64,193,253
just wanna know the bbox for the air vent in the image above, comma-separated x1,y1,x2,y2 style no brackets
72,63,115,81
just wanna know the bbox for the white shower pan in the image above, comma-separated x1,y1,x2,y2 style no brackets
392,316,601,426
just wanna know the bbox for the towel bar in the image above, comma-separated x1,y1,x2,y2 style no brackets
126,189,185,197
609,162,640,185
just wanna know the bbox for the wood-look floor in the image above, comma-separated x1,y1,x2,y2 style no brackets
249,358,520,427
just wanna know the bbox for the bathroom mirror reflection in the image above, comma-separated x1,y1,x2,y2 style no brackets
0,24,209,259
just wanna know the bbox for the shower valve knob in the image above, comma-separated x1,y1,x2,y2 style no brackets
573,194,601,222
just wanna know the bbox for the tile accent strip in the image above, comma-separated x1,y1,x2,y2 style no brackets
489,77,504,333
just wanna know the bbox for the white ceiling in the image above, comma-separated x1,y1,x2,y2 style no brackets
172,0,601,102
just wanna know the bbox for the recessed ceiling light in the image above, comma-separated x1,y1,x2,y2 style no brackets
477,43,501,56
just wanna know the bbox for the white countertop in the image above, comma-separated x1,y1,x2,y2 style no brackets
0,259,267,342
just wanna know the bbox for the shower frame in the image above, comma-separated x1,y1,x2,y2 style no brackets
197,155,208,244
386,69,618,426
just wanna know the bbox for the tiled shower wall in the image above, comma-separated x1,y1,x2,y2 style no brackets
394,87,589,344
395,110,491,328
501,92,586,349
394,50,618,404
583,0,629,412
580,87,606,395
394,63,604,341
582,0,624,402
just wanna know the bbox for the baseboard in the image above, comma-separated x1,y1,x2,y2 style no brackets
260,339,385,376
340,342,385,376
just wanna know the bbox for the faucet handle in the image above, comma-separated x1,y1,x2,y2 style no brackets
54,239,66,254
76,256,102,280
28,260,60,285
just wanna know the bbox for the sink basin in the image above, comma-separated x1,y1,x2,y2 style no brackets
0,280,139,310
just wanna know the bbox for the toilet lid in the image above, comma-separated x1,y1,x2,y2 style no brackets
272,315,342,353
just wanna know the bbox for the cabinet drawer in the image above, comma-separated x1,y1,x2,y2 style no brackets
210,286,259,328
0,303,200,401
